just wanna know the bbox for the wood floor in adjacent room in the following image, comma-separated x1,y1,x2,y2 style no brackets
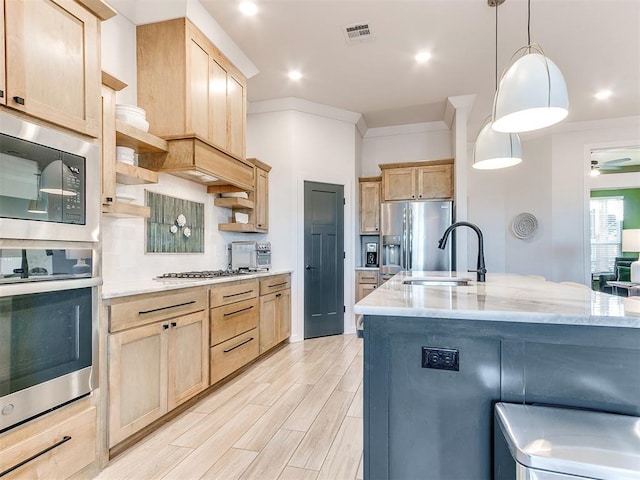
96,334,364,480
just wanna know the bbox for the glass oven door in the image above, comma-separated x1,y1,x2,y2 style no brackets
0,279,98,432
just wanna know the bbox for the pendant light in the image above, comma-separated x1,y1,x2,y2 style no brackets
27,173,48,213
473,0,522,170
492,0,568,133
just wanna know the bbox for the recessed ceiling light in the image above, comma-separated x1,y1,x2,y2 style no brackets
594,89,613,100
239,1,258,16
415,51,432,63
288,70,302,81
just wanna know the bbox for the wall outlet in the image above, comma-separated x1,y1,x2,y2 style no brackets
421,347,459,371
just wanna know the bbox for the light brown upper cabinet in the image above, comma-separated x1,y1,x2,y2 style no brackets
252,159,271,233
2,0,115,138
137,18,247,160
359,177,381,234
380,159,454,202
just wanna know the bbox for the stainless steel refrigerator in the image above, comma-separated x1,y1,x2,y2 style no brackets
380,201,454,275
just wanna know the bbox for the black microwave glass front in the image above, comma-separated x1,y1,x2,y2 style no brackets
0,132,86,224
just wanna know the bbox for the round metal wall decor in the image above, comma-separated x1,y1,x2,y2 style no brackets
512,212,538,239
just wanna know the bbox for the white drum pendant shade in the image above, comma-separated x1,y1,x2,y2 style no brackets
493,52,568,133
473,123,522,170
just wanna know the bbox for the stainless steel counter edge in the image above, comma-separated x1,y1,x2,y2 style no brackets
102,270,293,300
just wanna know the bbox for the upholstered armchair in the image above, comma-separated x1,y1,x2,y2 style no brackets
599,256,638,294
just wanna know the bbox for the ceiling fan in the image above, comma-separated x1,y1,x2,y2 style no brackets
591,157,640,176
591,146,640,175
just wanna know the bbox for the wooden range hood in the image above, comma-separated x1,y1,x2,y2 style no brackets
138,134,255,193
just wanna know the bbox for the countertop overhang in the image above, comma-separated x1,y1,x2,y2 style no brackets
102,269,293,299
354,271,640,328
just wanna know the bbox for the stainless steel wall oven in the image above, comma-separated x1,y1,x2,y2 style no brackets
0,247,100,432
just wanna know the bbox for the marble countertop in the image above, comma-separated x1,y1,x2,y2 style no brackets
355,266,379,271
354,271,640,328
102,269,293,299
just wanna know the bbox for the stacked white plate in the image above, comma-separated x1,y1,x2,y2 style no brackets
116,104,149,132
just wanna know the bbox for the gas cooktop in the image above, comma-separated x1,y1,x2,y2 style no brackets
156,269,252,280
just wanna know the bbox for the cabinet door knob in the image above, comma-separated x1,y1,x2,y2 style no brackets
162,324,169,330
171,321,177,327
13,96,25,105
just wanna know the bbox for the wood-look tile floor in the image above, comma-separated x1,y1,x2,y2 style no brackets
95,334,364,480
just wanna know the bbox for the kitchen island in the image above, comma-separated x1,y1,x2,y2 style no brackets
354,272,640,480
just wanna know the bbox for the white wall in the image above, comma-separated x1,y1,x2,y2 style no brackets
247,108,358,341
468,135,553,277
362,123,452,176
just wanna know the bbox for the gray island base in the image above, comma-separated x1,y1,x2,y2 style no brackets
355,272,640,480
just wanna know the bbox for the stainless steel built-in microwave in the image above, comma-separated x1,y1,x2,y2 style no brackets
0,112,100,242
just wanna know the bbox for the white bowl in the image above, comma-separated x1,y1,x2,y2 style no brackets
234,212,249,224
221,192,249,199
116,113,150,132
116,194,136,204
116,146,136,165
116,104,146,118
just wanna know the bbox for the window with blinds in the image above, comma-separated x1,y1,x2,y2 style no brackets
590,196,624,273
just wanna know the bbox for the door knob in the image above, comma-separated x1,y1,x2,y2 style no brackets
305,265,313,270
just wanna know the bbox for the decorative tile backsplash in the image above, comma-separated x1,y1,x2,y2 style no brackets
146,191,204,253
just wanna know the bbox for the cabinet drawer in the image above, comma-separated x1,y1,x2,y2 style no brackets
210,298,259,346
0,406,96,479
259,274,291,295
210,279,259,307
357,271,379,284
210,328,259,385
110,289,207,332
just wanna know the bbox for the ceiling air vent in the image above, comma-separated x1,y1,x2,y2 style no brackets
343,22,373,44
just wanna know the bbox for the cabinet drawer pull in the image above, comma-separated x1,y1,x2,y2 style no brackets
222,290,254,299
170,322,177,327
0,435,71,477
361,276,375,280
13,96,25,105
139,300,196,315
276,293,282,298
223,337,254,353
268,282,287,288
163,324,169,330
0,90,4,98
223,305,254,317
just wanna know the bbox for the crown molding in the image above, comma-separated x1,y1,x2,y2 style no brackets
248,97,363,126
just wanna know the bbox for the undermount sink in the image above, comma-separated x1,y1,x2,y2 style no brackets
403,277,470,287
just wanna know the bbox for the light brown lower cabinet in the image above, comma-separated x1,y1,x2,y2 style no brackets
210,328,259,384
209,279,260,385
259,274,292,354
107,290,208,448
0,398,96,479
356,270,379,302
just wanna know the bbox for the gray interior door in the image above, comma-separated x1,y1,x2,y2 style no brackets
304,181,344,339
